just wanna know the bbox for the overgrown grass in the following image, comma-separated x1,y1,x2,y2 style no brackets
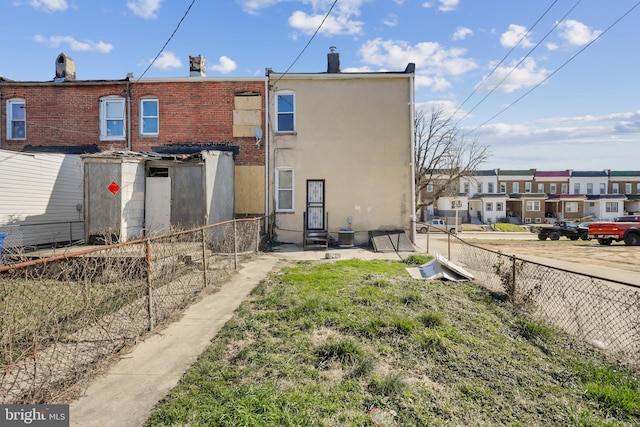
494,223,529,232
145,259,639,426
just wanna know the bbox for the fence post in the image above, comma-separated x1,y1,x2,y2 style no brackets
145,238,155,332
233,221,238,270
447,232,451,259
256,218,260,253
201,228,208,288
69,222,73,246
511,255,517,294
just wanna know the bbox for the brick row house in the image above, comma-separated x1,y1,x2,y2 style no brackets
1,50,416,247
423,169,640,226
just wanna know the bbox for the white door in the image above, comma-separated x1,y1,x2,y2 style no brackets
145,177,171,236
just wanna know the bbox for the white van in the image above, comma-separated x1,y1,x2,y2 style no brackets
416,219,459,234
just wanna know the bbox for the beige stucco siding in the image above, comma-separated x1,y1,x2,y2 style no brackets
271,75,413,245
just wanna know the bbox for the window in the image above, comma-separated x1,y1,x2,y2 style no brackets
496,202,504,211
586,183,593,194
487,183,494,193
476,183,483,194
599,183,606,194
486,202,493,211
512,182,519,193
637,183,640,194
612,183,619,194
574,183,580,194
605,202,618,213
140,98,159,136
550,183,557,194
525,182,532,193
565,202,578,213
561,183,568,194
463,182,470,194
276,91,295,132
100,96,125,140
537,183,544,193
276,168,294,211
500,183,506,193
526,200,541,211
426,184,433,192
625,183,632,194
7,98,26,140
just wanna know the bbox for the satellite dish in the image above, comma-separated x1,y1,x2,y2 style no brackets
254,126,263,147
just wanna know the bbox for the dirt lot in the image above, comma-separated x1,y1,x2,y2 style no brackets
464,237,640,274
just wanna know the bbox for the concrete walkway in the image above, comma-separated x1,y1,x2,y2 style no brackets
69,246,406,427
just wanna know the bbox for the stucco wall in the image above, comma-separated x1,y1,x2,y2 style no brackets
270,75,413,245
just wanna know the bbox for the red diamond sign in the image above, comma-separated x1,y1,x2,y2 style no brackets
107,181,121,195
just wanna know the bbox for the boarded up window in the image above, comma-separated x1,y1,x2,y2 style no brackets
233,92,262,137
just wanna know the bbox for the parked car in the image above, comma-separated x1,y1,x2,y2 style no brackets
416,219,459,234
577,222,592,240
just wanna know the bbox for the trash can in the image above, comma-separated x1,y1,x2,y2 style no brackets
0,233,6,259
338,229,355,248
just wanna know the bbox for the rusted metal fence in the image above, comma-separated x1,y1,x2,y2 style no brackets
426,233,640,370
0,218,261,404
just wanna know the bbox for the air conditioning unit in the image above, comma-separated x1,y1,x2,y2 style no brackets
14,126,26,139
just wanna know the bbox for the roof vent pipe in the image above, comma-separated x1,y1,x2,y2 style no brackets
327,46,340,73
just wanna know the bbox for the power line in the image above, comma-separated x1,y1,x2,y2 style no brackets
470,0,640,134
458,0,582,123
451,0,560,120
271,0,339,87
136,0,198,82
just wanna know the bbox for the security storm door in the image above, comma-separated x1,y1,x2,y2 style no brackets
306,180,325,230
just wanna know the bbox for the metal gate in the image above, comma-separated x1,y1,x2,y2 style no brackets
306,180,325,230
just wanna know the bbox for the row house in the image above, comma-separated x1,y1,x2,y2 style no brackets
1,53,267,233
1,49,416,247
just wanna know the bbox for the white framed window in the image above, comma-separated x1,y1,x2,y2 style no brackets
512,182,519,193
486,202,493,211
612,183,619,194
606,202,618,213
275,91,295,132
499,183,506,193
565,202,578,213
625,183,632,194
537,183,544,193
496,202,504,211
276,168,294,212
637,183,640,194
477,183,482,193
526,200,541,211
574,183,580,194
100,96,126,140
525,217,532,224
140,98,159,136
487,182,494,193
550,183,557,194
7,98,26,140
587,183,593,194
561,183,568,194
599,183,606,194
525,182,532,193
463,182,470,194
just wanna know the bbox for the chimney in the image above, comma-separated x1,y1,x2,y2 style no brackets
189,55,206,77
55,53,76,81
327,46,340,73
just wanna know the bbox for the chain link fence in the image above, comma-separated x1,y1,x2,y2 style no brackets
0,218,261,404
0,221,84,258
425,233,640,370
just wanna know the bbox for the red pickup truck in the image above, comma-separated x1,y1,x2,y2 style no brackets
588,221,640,246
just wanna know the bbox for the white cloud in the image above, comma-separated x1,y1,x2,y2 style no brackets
546,42,558,51
127,0,162,19
288,0,365,36
29,0,67,12
239,0,282,15
479,57,548,93
152,51,182,69
33,35,113,53
453,26,472,41
209,56,237,74
359,38,476,91
437,0,459,12
556,19,601,46
383,13,399,27
500,24,534,48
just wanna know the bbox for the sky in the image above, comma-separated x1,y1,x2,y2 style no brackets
1,0,639,171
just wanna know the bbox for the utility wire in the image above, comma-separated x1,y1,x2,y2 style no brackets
136,0,198,82
271,0,339,87
458,0,582,123
470,0,640,133
451,0,559,120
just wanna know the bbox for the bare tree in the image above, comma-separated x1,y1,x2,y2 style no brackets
414,106,490,214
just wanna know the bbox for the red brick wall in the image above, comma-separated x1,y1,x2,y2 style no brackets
0,79,265,166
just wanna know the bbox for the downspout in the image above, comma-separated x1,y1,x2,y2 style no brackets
264,78,270,237
409,72,416,243
126,79,132,151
